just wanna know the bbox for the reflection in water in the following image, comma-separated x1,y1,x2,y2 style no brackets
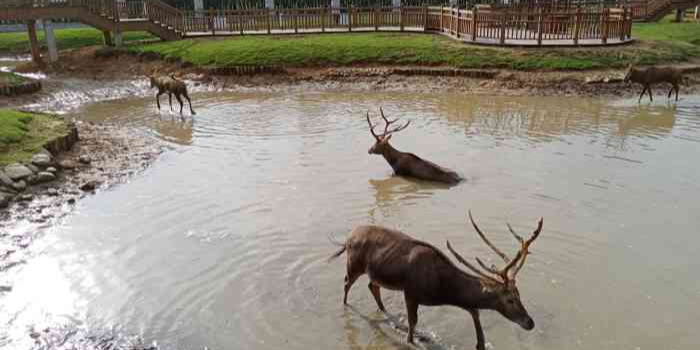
2,92,700,350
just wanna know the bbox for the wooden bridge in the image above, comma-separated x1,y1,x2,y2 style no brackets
0,0,643,65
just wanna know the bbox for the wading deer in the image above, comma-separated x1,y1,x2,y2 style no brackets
149,74,196,115
624,64,685,102
329,211,543,350
366,108,461,185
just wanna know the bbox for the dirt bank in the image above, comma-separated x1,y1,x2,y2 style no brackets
13,46,700,98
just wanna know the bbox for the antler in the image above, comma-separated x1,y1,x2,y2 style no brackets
365,108,411,140
450,211,543,284
506,217,543,279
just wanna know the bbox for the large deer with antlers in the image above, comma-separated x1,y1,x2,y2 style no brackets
329,211,543,350
366,108,462,185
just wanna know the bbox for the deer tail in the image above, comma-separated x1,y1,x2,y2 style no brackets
327,233,347,262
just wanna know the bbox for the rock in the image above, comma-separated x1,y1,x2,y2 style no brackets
0,192,12,208
36,172,56,183
4,163,33,181
78,155,91,165
37,148,53,158
26,163,40,174
46,167,57,173
0,171,14,188
47,188,58,196
80,180,100,192
31,153,52,167
18,194,33,202
0,286,11,293
11,180,26,192
26,175,38,185
67,198,76,204
58,159,78,170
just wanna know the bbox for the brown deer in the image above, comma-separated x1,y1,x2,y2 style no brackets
624,64,684,102
149,74,196,115
329,211,543,350
366,108,462,185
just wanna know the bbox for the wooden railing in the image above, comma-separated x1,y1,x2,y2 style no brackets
143,0,183,32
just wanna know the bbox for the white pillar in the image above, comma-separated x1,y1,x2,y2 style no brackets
393,0,401,7
114,31,123,46
194,0,203,11
332,0,340,8
695,6,699,20
265,0,274,9
43,19,58,63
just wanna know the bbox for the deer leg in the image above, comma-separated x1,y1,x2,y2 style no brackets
647,85,653,102
468,309,487,350
675,83,680,101
343,273,360,306
638,86,646,103
404,294,418,344
168,93,174,111
175,93,185,115
156,92,163,110
367,282,386,312
183,92,196,115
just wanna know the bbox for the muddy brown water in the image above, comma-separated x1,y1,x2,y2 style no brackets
2,91,700,350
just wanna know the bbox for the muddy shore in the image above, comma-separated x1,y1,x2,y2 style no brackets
10,46,700,99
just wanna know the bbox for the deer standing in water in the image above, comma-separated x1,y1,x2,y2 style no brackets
624,64,685,102
366,108,461,184
330,211,543,350
149,73,196,115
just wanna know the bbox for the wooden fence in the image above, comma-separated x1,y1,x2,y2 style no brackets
179,6,632,45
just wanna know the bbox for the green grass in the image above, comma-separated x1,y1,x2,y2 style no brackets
0,71,26,86
0,27,156,53
0,109,67,166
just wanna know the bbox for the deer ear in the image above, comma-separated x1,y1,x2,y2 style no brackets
385,134,392,142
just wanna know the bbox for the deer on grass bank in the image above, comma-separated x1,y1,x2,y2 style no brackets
149,73,196,115
624,64,685,102
366,108,462,185
329,211,544,350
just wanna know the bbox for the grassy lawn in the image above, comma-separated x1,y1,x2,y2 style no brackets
0,71,26,86
0,17,698,71
0,27,155,54
0,109,67,166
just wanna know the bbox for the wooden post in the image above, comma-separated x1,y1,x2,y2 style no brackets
375,5,379,31
500,10,507,44
349,4,353,32
26,20,43,66
536,8,543,46
103,30,113,46
210,8,215,36
472,7,478,42
400,5,404,32
240,10,244,35
267,8,272,34
621,7,626,41
440,6,444,32
294,9,298,33
321,6,326,32
456,7,461,38
573,7,581,45
423,4,428,30
602,8,608,44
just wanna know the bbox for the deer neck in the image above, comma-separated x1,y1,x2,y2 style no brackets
449,274,502,311
380,143,404,168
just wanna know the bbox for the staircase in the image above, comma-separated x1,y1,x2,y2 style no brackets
643,0,700,22
0,0,183,41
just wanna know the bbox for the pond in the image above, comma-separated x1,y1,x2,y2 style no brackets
2,91,699,350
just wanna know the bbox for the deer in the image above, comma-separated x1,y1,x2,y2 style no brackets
623,64,685,102
329,210,543,350
366,108,462,185
149,73,196,115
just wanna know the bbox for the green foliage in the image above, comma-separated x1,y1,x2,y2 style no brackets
0,109,68,166
0,28,155,53
0,71,26,85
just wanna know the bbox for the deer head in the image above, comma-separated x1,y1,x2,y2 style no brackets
366,108,411,155
446,211,543,330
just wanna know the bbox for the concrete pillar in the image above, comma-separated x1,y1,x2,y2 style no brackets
103,30,113,46
393,0,401,7
43,19,58,63
265,0,274,9
675,8,684,22
695,6,698,20
26,20,43,66
194,0,203,11
114,31,123,46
